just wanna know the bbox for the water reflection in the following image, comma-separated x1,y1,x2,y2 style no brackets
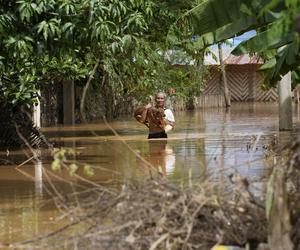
35,157,43,196
136,140,176,176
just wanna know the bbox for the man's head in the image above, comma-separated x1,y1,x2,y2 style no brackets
155,92,166,108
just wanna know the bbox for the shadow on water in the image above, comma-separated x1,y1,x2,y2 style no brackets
0,102,299,243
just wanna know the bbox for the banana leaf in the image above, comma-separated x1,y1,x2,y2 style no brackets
232,18,294,55
179,0,246,36
191,15,257,50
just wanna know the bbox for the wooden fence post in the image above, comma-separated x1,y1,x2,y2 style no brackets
218,43,231,107
32,90,41,128
278,72,292,131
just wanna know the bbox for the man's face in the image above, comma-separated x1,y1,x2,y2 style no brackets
156,94,165,108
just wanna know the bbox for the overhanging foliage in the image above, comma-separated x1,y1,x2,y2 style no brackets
176,0,300,88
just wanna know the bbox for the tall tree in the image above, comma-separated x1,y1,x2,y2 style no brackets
0,0,208,120
0,0,153,108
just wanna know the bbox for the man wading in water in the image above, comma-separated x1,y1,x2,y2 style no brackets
135,92,175,139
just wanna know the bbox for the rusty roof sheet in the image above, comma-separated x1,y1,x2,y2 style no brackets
204,46,263,65
223,54,263,65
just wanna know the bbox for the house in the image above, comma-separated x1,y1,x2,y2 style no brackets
202,46,278,103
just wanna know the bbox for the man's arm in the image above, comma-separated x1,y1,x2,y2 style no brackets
165,120,175,127
164,109,175,132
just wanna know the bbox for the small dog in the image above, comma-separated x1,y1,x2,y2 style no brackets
134,106,166,129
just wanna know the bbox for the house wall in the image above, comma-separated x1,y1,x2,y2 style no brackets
203,65,278,102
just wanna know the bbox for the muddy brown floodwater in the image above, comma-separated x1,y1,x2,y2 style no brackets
0,103,299,244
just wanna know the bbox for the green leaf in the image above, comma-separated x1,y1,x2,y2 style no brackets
257,0,281,18
43,27,48,40
240,3,253,16
62,22,74,33
37,20,46,33
111,41,118,54
83,164,94,177
179,0,245,36
51,159,61,171
69,163,79,176
122,34,132,48
259,58,276,70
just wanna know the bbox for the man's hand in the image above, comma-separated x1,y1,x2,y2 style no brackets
145,103,152,109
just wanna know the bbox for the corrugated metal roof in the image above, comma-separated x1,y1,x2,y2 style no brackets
204,45,263,65
223,54,263,65
204,46,233,65
167,46,263,66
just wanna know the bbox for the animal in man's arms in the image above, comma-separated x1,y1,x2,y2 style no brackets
134,106,166,129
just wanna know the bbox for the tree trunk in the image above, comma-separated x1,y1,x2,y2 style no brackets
218,43,231,107
63,80,75,125
278,72,292,131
